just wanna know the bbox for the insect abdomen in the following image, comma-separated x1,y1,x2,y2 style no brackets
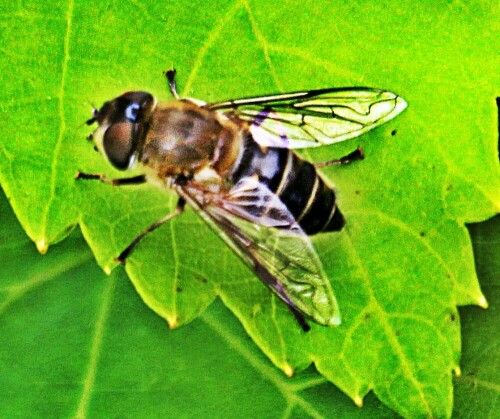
229,136,345,234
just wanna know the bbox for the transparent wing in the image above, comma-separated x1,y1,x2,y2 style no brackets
206,88,407,148
177,177,340,327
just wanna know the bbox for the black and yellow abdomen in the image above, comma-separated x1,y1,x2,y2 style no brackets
229,135,344,235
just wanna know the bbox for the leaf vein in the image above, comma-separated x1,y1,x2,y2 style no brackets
182,0,243,95
169,195,180,324
242,0,283,92
270,295,288,366
342,232,434,416
457,376,500,392
0,251,92,315
74,276,116,419
202,310,325,418
40,0,74,243
348,208,458,290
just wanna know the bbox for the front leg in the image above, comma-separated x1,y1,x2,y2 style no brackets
77,170,186,264
76,171,146,186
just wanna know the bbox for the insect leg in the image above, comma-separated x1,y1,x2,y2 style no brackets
314,147,364,168
164,68,180,99
289,306,311,332
116,198,186,264
75,171,146,186
85,107,99,126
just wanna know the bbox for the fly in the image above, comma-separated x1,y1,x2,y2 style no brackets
78,69,407,331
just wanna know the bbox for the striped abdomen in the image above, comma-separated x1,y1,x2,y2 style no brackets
229,135,345,235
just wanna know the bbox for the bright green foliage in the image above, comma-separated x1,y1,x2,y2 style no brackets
0,189,400,418
0,184,498,418
0,1,498,417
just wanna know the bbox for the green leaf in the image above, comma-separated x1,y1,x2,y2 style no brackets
454,218,500,417
0,189,399,417
1,184,498,417
0,0,498,417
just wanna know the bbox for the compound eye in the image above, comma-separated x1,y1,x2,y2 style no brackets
103,122,136,170
125,103,141,122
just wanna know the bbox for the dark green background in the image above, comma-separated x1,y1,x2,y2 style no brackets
0,0,498,417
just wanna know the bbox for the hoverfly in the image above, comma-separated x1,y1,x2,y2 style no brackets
79,70,407,331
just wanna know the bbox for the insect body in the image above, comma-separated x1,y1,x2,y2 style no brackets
82,70,407,330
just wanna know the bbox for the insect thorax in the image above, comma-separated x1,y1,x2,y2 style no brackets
137,102,242,180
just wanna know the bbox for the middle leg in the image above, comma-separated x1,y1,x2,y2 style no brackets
116,198,186,264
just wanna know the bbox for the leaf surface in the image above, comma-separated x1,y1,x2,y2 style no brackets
0,0,498,417
0,190,498,417
453,218,500,417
